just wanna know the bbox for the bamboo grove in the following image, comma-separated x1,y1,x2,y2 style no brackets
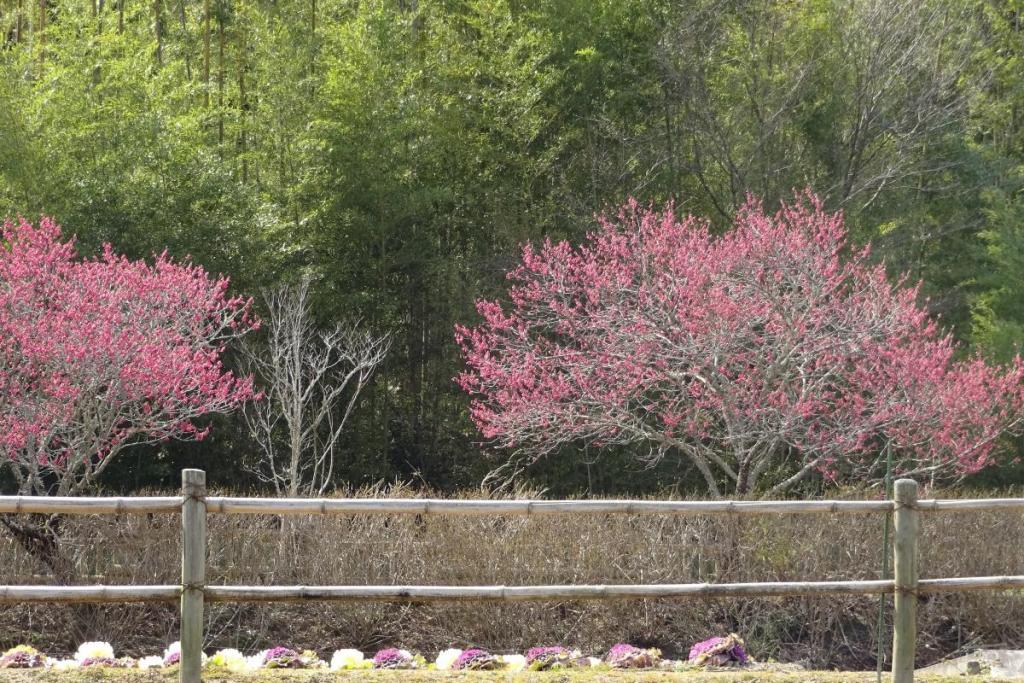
2,0,1024,494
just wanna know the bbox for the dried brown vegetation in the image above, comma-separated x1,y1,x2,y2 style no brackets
1,485,1022,670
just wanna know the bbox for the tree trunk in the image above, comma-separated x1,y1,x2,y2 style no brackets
217,1,224,145
237,8,247,182
37,0,45,62
735,454,751,495
1,514,103,643
0,514,73,580
153,0,163,66
203,0,210,107
309,0,316,94
178,0,191,80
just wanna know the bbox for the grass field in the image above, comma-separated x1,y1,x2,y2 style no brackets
0,672,995,683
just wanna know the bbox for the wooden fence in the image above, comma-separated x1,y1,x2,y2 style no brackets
3,469,1024,683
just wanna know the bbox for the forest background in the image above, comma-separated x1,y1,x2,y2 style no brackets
3,0,1024,496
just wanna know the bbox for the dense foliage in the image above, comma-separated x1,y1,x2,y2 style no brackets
2,0,1024,493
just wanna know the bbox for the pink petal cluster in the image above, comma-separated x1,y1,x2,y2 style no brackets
604,642,662,668
0,217,257,495
0,649,46,669
371,648,415,669
688,634,748,666
80,657,135,668
262,647,303,668
524,646,576,670
452,648,499,670
456,192,1024,494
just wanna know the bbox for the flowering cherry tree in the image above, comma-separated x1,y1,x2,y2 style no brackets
0,217,258,498
456,194,1024,496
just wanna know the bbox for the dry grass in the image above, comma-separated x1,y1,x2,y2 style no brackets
2,484,1023,670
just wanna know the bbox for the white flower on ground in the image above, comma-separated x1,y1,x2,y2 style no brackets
245,650,269,670
499,654,526,671
51,659,81,670
330,649,365,670
434,649,462,670
74,642,114,663
587,656,603,667
138,656,163,669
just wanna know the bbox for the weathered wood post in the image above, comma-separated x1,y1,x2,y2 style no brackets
891,478,919,683
180,469,207,683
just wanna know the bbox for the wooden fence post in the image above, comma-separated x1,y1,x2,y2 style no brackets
891,478,919,683
180,469,207,683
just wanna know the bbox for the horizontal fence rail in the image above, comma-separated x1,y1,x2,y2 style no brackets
0,496,183,514
8,577,1024,605
915,498,1024,511
917,575,1024,592
203,497,898,515
6,493,1024,516
2,471,1024,683
6,495,1024,516
0,585,181,603
202,580,899,602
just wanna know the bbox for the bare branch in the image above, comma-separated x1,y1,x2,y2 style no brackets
242,278,390,496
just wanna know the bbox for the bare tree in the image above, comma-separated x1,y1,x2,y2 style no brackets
243,279,390,496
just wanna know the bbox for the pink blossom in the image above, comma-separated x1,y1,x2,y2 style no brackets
0,217,257,495
456,193,1024,495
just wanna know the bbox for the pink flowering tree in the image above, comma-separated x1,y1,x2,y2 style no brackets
456,193,1024,497
0,217,258,500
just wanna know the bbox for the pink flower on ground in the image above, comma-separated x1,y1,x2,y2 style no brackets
688,634,749,666
453,648,499,670
372,649,417,669
604,643,662,668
